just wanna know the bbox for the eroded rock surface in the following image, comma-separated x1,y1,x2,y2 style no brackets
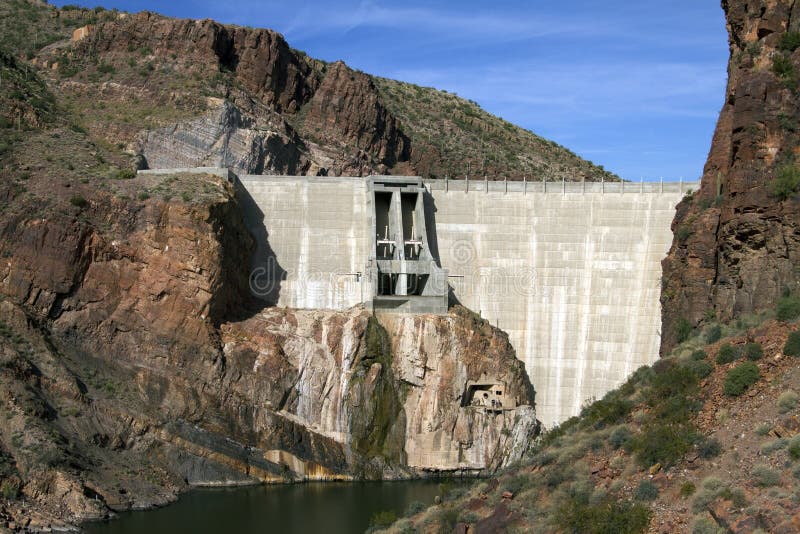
661,0,800,352
0,174,538,528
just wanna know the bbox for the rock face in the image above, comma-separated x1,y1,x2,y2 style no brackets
661,0,800,352
0,174,538,527
74,11,411,176
140,99,311,175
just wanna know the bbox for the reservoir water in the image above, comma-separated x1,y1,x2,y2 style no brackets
84,480,457,534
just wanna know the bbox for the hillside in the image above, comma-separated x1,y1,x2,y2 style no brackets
381,306,800,533
0,0,616,181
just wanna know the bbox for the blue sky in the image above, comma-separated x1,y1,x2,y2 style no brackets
53,1,729,181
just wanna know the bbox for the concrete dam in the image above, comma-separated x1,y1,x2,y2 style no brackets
228,172,694,428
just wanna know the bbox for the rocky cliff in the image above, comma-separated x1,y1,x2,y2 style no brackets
8,0,617,181
0,163,537,529
661,0,800,352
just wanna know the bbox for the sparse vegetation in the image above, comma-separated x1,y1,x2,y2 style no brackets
752,464,781,487
771,164,800,200
778,391,799,413
69,194,88,208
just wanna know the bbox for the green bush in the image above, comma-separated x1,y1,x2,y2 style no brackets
137,191,150,201
778,391,799,414
406,501,426,515
631,422,696,467
752,465,781,487
580,391,633,429
609,426,632,450
633,480,659,501
69,195,88,208
784,331,800,357
0,480,19,500
369,510,397,529
780,31,800,52
691,349,708,361
743,342,763,361
698,437,721,459
685,360,713,379
723,361,760,397
705,325,722,344
771,164,800,200
777,294,800,321
675,317,693,343
679,481,696,497
503,474,531,494
716,343,739,364
773,54,796,79
788,436,800,460
557,496,651,534
676,226,692,244
692,517,726,534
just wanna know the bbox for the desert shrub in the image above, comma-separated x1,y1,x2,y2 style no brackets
369,510,397,529
692,517,726,534
780,31,800,52
761,438,788,455
771,164,800,200
675,317,693,342
557,495,651,534
788,436,800,460
633,480,659,501
723,362,760,396
676,226,693,244
752,465,781,487
630,421,696,467
69,195,88,208
609,425,632,450
755,423,772,436
680,481,696,497
779,391,799,414
705,325,722,344
435,507,459,531
773,54,797,79
716,343,739,364
691,349,708,361
109,167,136,180
137,191,150,201
686,360,713,379
692,477,747,514
698,437,722,459
580,390,633,429
503,474,531,494
785,331,800,356
181,191,192,202
777,294,800,321
406,501,426,516
743,342,763,361
0,480,19,500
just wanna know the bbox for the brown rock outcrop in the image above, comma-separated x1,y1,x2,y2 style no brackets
0,172,538,527
661,0,800,352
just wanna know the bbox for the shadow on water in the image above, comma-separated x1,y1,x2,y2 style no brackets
84,480,458,534
235,178,287,307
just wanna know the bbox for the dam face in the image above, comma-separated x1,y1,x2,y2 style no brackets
237,174,693,428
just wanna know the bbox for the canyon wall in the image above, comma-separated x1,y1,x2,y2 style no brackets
661,0,800,351
0,171,537,527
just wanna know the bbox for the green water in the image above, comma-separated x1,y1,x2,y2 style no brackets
84,480,458,534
